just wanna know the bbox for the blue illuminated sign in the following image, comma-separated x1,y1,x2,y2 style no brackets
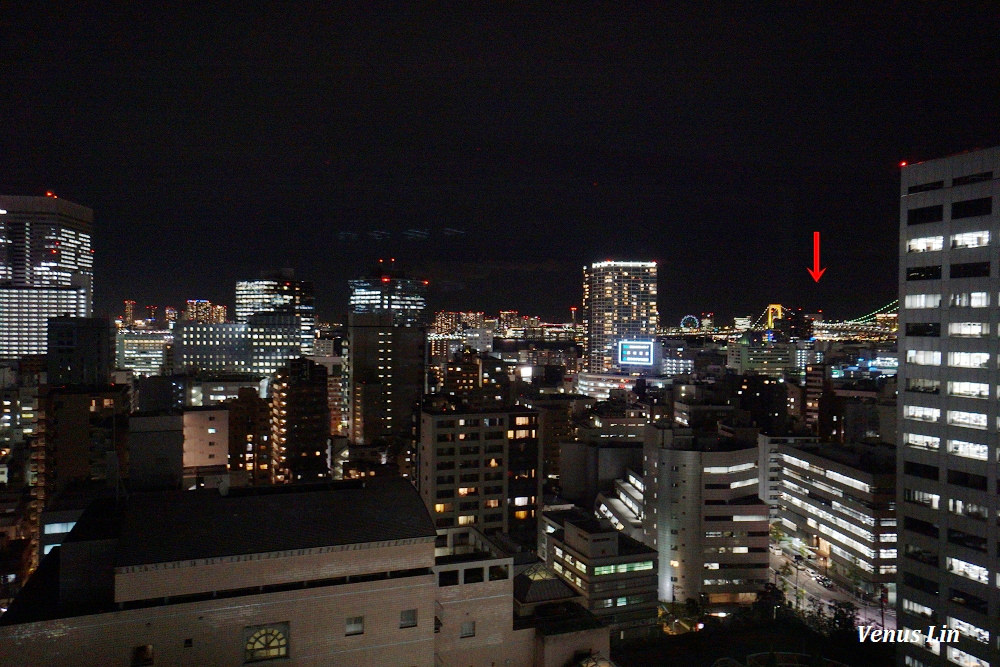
618,340,655,366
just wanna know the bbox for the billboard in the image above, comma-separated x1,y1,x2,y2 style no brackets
618,340,655,366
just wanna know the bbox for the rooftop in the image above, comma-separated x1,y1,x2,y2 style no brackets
116,477,435,567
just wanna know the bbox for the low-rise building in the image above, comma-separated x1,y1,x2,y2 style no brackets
0,478,611,666
765,439,897,599
539,507,658,639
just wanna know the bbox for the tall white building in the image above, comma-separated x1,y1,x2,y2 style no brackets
582,261,658,373
0,195,93,358
897,146,999,667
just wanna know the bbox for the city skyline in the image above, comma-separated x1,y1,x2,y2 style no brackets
4,6,1000,323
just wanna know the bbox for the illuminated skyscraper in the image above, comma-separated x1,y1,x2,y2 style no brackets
897,147,1000,667
184,299,214,323
582,261,658,372
235,270,316,354
123,300,136,326
348,259,427,326
0,195,93,358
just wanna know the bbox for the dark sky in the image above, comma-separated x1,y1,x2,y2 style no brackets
3,4,1000,325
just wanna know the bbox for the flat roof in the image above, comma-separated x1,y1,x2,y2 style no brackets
115,477,436,567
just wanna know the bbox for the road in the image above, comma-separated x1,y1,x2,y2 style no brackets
769,551,896,630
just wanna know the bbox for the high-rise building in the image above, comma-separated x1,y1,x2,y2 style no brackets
210,304,227,323
897,147,1000,667
183,299,214,323
349,259,427,326
235,270,316,354
418,407,541,543
46,316,114,385
271,358,330,483
0,195,93,358
347,312,424,458
123,300,136,326
582,261,658,373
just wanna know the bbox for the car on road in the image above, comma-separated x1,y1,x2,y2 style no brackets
817,576,834,589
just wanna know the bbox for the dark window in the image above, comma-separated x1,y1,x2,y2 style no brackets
903,461,938,481
948,588,988,615
489,564,509,581
907,181,944,194
907,204,943,225
952,198,992,219
950,262,990,279
904,378,939,393
463,567,484,584
947,469,987,491
131,646,154,666
438,570,459,586
400,609,418,629
947,529,987,553
903,516,939,539
904,323,940,337
906,265,942,281
903,572,938,596
903,544,938,567
952,172,992,187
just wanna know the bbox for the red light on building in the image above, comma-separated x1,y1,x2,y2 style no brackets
381,276,391,283
899,161,907,167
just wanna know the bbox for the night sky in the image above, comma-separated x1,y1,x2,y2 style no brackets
4,5,1000,325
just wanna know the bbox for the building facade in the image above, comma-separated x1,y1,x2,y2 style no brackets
235,271,316,354
418,408,541,543
643,426,769,605
897,146,1000,667
582,261,658,373
539,508,658,639
0,195,94,359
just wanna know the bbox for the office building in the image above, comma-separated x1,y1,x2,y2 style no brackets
539,507,658,639
582,261,658,373
898,147,1000,667
0,196,94,359
347,311,424,455
763,439,896,600
348,259,427,326
235,270,316,354
643,425,769,605
172,314,301,376
115,329,171,376
46,316,114,385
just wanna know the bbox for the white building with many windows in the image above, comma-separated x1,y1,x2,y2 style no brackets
898,146,1000,667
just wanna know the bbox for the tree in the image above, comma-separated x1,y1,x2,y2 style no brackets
830,600,858,633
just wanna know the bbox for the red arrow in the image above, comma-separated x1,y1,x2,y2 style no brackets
807,231,827,282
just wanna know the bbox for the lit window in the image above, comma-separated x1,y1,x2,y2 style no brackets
907,236,944,253
244,624,289,662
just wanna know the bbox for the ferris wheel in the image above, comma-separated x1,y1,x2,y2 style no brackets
680,315,700,329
